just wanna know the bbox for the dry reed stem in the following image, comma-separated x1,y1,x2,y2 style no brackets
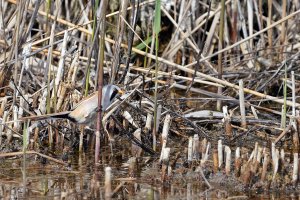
0,150,66,165
187,136,193,162
5,1,297,109
0,0,300,193
161,147,170,182
213,148,218,172
193,134,200,160
105,167,112,200
261,149,270,181
225,146,231,175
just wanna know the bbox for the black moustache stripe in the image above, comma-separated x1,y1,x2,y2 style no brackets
110,88,119,101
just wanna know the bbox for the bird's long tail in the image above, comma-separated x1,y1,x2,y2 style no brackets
20,111,71,122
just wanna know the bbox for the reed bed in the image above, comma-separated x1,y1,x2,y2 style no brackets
0,0,300,198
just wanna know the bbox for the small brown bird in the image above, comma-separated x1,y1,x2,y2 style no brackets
22,84,124,124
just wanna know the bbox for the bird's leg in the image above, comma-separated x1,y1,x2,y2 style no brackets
95,106,103,113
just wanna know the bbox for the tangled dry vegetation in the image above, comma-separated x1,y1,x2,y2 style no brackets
0,0,300,194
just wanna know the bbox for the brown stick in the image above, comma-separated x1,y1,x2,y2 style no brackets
213,149,218,173
274,124,292,144
0,150,66,165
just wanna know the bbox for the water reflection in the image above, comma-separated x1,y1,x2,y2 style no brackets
0,152,298,199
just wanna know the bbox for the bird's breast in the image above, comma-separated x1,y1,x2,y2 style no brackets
69,94,98,124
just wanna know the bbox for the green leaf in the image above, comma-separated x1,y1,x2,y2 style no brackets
154,0,161,35
134,37,152,51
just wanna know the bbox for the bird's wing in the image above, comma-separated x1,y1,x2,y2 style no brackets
68,93,98,123
71,91,98,110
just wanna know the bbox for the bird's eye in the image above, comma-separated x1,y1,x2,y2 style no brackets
110,88,119,101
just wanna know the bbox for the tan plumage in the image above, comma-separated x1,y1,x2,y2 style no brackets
21,84,123,124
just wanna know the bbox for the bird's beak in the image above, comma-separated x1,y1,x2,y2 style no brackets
118,89,125,95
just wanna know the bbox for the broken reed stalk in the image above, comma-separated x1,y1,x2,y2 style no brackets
144,113,153,151
187,137,193,163
293,134,300,185
153,104,162,151
271,143,279,180
253,142,258,163
225,146,231,175
261,149,270,181
253,146,262,173
292,132,300,167
70,53,80,86
79,126,84,153
280,105,285,128
22,120,29,152
213,148,218,172
193,134,200,160
291,71,296,119
282,63,288,127
235,147,241,177
250,106,258,119
292,153,298,185
160,114,171,161
291,71,298,150
33,128,39,149
105,167,112,200
0,98,7,117
13,106,19,131
161,147,170,182
161,114,171,146
201,140,210,167
291,70,299,185
0,111,8,145
56,84,67,111
145,113,152,134
201,138,207,159
223,106,232,136
280,149,285,165
218,140,223,169
6,117,13,142
239,80,246,128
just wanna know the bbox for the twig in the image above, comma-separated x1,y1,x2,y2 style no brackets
0,150,66,165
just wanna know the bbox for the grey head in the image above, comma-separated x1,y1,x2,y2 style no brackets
101,84,122,111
